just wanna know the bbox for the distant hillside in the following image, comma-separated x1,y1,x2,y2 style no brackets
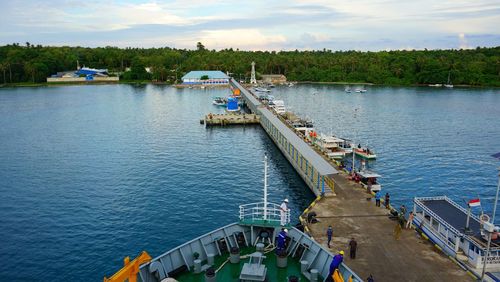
0,43,499,86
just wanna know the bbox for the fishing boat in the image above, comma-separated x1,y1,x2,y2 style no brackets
254,87,271,92
316,134,348,160
269,99,286,115
412,196,500,279
354,146,376,160
105,156,362,282
290,119,314,136
354,87,367,93
338,138,353,154
212,97,227,107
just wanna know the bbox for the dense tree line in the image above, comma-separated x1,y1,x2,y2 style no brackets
0,42,499,86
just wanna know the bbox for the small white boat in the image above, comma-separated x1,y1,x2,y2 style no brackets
344,86,352,93
354,145,376,159
429,84,443,87
288,82,295,87
354,87,367,93
254,87,271,92
316,134,348,160
212,97,227,106
269,99,286,115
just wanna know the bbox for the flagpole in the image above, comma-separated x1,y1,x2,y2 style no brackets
481,168,500,281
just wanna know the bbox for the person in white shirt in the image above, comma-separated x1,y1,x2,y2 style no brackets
280,199,289,226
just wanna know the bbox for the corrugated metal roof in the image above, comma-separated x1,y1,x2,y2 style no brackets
259,107,338,176
181,71,229,80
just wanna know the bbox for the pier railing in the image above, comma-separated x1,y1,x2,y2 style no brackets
239,202,290,226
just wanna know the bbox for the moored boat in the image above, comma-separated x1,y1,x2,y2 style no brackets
354,146,376,159
316,134,348,160
354,87,367,93
212,97,227,106
269,99,286,115
412,196,500,279
254,87,271,92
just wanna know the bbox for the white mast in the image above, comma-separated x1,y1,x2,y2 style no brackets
263,154,268,220
250,62,257,85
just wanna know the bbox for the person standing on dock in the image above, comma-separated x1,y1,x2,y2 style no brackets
327,225,333,248
394,222,402,240
385,193,390,209
406,212,414,229
400,205,407,216
374,191,381,207
280,199,289,226
349,238,357,259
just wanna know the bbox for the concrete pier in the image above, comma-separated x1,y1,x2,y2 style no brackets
202,113,259,126
306,173,471,281
230,78,472,281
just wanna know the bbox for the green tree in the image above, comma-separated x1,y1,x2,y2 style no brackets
196,42,206,51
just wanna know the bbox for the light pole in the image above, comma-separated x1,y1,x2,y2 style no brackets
481,166,500,281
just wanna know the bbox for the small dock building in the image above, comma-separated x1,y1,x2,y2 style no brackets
182,71,229,85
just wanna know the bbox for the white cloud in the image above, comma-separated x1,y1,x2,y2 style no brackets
196,29,287,51
0,0,499,50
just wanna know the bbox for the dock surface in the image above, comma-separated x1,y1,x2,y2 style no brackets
203,113,259,126
306,173,472,281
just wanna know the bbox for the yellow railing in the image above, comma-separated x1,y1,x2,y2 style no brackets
104,251,152,282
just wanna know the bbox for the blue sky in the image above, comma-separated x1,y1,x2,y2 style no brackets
1,0,499,51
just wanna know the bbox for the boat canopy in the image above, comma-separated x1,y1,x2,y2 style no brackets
320,135,345,143
358,170,381,178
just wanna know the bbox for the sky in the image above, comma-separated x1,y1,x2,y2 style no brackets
1,0,499,51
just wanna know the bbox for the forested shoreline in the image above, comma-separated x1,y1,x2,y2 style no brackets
0,43,499,87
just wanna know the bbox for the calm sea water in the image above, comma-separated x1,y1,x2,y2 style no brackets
0,84,498,281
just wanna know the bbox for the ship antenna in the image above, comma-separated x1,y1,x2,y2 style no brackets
263,154,268,221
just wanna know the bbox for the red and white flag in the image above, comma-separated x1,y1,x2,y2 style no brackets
468,199,481,207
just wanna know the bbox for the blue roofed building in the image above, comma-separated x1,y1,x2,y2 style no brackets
181,70,229,85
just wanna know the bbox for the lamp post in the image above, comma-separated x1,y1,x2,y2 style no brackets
481,167,500,281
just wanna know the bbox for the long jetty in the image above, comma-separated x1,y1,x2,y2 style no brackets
230,78,471,281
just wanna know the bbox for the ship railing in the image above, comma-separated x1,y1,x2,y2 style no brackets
414,197,464,236
239,202,290,226
414,196,500,251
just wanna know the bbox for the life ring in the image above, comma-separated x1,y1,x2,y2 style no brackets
480,214,490,223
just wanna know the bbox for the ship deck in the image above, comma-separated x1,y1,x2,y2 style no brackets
420,199,482,238
175,246,310,281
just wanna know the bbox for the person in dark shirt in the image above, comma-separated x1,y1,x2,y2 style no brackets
349,238,358,259
326,225,333,248
385,193,390,209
